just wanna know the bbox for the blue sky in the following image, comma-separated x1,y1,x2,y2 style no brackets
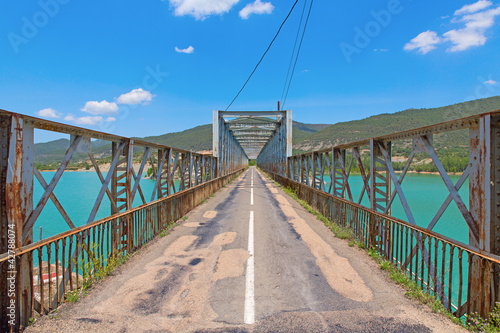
1,0,500,143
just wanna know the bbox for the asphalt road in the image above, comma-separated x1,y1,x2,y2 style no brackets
26,167,465,332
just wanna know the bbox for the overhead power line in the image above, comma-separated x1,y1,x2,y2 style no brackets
282,0,314,109
280,0,308,104
225,0,300,111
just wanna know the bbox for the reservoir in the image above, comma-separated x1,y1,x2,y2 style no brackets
34,171,469,245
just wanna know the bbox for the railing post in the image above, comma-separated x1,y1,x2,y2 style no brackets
1,114,34,331
468,114,500,316
370,140,391,213
111,142,119,215
333,148,346,197
0,114,12,332
158,149,165,198
125,140,133,253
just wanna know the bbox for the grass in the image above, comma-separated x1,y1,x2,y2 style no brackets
366,248,463,326
66,289,87,303
160,220,177,237
65,245,130,304
280,185,353,240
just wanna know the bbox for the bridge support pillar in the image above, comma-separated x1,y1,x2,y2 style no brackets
111,140,134,253
468,114,500,317
333,149,347,198
370,140,391,214
1,115,34,331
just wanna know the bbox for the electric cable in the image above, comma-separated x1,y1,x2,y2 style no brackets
225,0,300,111
280,0,308,105
282,0,314,109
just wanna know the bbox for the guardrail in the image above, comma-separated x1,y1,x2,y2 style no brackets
0,167,244,331
259,109,500,319
0,108,248,331
264,170,500,320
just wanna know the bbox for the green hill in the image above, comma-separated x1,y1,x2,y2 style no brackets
33,96,500,168
292,121,330,133
35,138,113,165
34,120,328,164
140,120,328,152
140,124,213,152
295,96,500,153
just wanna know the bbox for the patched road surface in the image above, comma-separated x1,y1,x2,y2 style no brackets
26,167,465,333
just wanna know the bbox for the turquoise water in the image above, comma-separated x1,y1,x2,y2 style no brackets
324,172,470,244
35,172,470,244
34,172,176,240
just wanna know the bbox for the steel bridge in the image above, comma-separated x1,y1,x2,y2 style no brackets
2,108,500,330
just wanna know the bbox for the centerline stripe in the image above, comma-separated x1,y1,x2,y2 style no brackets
244,210,255,324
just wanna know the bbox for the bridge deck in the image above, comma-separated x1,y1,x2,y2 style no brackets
26,167,462,332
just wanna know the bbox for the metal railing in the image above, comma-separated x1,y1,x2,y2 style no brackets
0,108,248,331
259,109,500,318
264,171,500,319
0,167,244,331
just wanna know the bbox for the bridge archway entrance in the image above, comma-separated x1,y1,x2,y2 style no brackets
212,110,292,176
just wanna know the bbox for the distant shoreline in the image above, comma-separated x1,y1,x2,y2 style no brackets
39,162,153,174
39,169,463,176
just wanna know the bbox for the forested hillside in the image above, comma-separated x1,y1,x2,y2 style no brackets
295,96,500,152
34,120,330,166
33,96,500,172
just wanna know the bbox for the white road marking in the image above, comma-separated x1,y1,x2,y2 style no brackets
244,210,255,324
251,168,254,205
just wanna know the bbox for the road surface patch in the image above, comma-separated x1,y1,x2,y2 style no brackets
183,222,204,228
273,191,374,303
212,249,250,281
203,211,218,219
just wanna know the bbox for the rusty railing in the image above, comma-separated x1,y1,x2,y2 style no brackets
0,167,244,331
259,110,500,319
264,171,500,319
0,108,249,331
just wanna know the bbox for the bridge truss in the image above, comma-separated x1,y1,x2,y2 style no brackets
0,109,246,331
212,110,292,172
259,110,500,319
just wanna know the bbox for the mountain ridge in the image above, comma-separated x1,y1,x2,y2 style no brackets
33,96,500,166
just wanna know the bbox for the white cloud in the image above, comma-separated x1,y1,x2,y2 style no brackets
455,0,492,16
485,79,498,85
168,0,240,20
81,100,118,115
64,114,104,126
404,31,442,54
443,29,487,51
405,1,500,54
239,0,274,19
445,5,500,52
106,117,117,122
116,88,154,105
36,108,61,119
175,46,195,54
